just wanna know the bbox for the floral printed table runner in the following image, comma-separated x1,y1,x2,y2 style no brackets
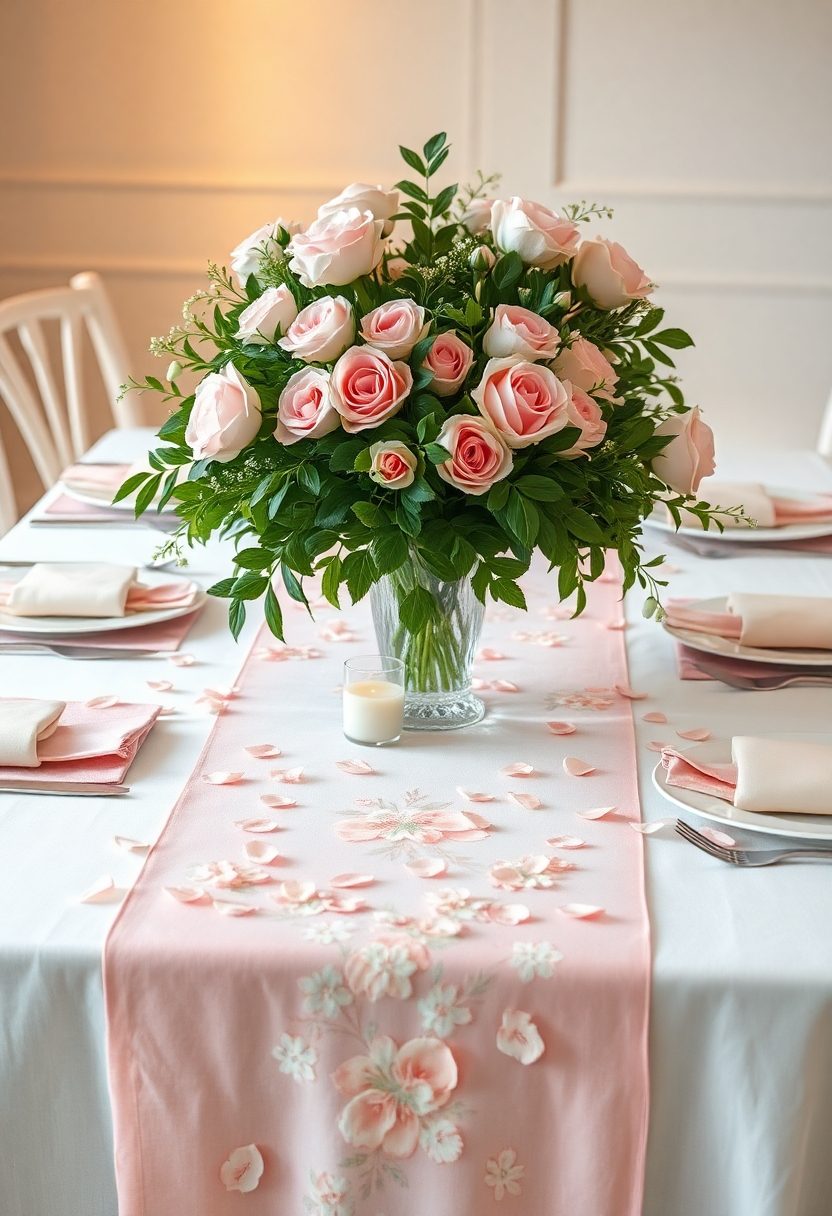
105,566,650,1215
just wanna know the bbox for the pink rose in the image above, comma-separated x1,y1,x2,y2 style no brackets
572,237,653,310
652,406,716,495
289,208,385,288
275,368,340,446
423,332,474,398
185,363,261,463
559,384,608,457
278,296,355,363
369,440,417,489
553,337,621,403
482,304,561,361
459,197,493,235
318,182,399,232
359,299,429,359
331,346,412,433
491,197,580,269
435,415,513,496
472,357,570,449
229,219,301,285
235,285,298,345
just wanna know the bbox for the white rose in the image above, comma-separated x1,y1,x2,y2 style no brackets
229,218,301,285
277,296,355,363
571,237,653,310
288,208,386,289
185,364,261,463
490,197,579,269
368,440,418,489
318,182,399,234
459,197,493,235
235,285,298,345
359,298,429,359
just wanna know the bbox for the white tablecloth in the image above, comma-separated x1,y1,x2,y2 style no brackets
1,430,831,1216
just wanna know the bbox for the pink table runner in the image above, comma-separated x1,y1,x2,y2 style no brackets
105,567,650,1215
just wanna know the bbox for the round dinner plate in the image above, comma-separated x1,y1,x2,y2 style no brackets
652,735,832,842
643,485,832,544
60,479,155,512
662,596,832,668
0,568,205,635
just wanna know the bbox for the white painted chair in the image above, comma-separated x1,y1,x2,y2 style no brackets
818,388,832,459
0,272,140,531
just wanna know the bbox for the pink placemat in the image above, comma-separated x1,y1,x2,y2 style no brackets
0,608,202,654
105,567,650,1215
0,699,160,784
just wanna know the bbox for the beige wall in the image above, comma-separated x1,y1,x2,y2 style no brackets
1,0,831,512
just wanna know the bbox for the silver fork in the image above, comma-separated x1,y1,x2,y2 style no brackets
675,819,832,866
686,657,832,690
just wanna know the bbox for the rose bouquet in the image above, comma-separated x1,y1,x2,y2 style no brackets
123,133,726,728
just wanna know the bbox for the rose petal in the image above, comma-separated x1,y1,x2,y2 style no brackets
405,858,448,878
212,900,257,917
271,767,304,783
85,695,118,709
646,740,669,752
168,652,195,666
456,788,495,802
80,875,123,904
488,902,530,925
113,835,149,854
259,794,297,809
243,840,282,864
477,647,506,660
577,805,617,820
235,817,281,833
642,711,668,724
605,618,627,631
203,771,245,785
508,792,542,810
502,762,535,777
164,885,205,903
336,759,376,776
546,721,577,735
558,903,605,919
492,679,520,692
629,818,674,835
615,683,648,700
701,826,737,847
676,728,712,742
546,835,586,849
563,756,596,777
244,744,282,758
330,873,375,888
146,679,174,692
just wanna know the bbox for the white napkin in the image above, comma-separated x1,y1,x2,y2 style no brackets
0,698,65,767
676,481,776,529
732,737,832,814
6,563,138,618
727,593,832,650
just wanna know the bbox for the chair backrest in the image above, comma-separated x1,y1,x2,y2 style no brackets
818,388,832,459
0,272,141,531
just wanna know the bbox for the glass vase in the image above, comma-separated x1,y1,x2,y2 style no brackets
370,563,486,731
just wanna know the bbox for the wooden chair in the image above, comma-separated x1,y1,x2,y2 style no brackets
0,272,140,531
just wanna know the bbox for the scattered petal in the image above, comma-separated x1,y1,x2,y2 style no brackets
492,679,520,692
577,805,617,820
271,767,305,783
502,762,534,778
615,683,648,700
164,885,205,903
546,835,586,849
646,740,669,752
405,858,448,878
336,759,376,776
235,817,281,833
478,647,506,660
676,728,712,742
219,1144,264,1194
563,756,596,777
701,826,737,847
456,787,495,802
330,873,375,888
113,835,149,854
488,903,531,926
243,841,282,864
508,792,542,810
546,720,576,736
629,818,674,835
212,900,257,917
605,618,627,631
168,652,195,667
80,875,122,904
496,1009,545,1065
85,695,118,709
244,743,282,758
146,679,173,692
558,903,605,919
203,771,244,785
642,711,668,724
259,794,297,809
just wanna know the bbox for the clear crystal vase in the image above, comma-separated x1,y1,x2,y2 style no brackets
370,563,486,731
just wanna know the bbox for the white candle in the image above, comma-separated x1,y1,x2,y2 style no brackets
343,679,404,745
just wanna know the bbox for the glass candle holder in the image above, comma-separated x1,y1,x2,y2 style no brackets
343,656,405,746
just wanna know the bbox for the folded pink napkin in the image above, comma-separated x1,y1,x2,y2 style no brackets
663,737,832,814
674,481,832,530
0,699,160,784
61,462,132,495
666,594,832,650
0,564,198,618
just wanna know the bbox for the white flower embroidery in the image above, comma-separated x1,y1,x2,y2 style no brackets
299,965,353,1018
484,1148,525,1201
418,983,473,1038
419,1115,464,1163
344,936,429,1001
304,1170,354,1215
303,920,354,945
510,941,564,983
271,1033,317,1083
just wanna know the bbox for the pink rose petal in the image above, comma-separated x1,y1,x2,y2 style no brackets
168,652,195,666
271,767,304,783
488,902,531,925
259,794,297,809
492,679,520,692
605,618,627,631
244,743,282,758
336,759,376,776
212,900,257,917
615,683,648,700
676,728,712,742
235,817,281,833
477,647,506,660
243,840,282,864
278,880,317,904
502,762,535,778
546,835,586,849
164,885,206,904
80,875,123,904
203,771,245,785
405,858,448,878
508,792,542,810
146,679,174,692
558,903,605,919
701,826,737,847
643,711,668,724
456,788,495,802
563,756,596,777
219,1144,264,1194
330,873,375,888
546,720,577,735
646,740,669,752
113,835,149,854
577,805,617,820
85,695,119,709
629,818,674,835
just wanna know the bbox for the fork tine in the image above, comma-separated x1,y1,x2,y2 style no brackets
675,820,733,861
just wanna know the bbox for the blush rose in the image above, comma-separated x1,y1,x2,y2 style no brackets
235,285,298,345
331,346,412,433
423,331,474,397
472,356,570,448
359,299,429,359
435,415,513,495
278,296,355,363
288,208,385,288
275,367,340,446
482,304,561,361
572,237,653,310
185,363,261,463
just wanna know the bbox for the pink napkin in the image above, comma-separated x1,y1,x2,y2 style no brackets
771,494,832,525
662,746,738,799
0,699,160,784
663,739,832,814
61,462,131,494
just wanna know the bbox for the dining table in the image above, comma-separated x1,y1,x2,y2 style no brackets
1,426,831,1216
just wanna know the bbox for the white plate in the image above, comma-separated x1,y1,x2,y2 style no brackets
0,567,204,635
643,485,832,544
662,596,832,668
652,735,832,841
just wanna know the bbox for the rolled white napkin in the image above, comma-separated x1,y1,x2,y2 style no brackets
7,563,137,618
0,698,65,767
732,737,832,814
726,593,832,650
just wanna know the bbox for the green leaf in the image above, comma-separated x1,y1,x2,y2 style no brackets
399,145,426,175
487,480,511,513
352,501,384,528
329,441,366,473
264,583,284,640
651,327,694,350
565,507,606,545
505,490,540,547
206,577,237,599
321,554,342,608
353,447,373,473
249,474,275,508
431,184,457,217
231,572,269,600
233,547,273,571
491,252,524,292
423,132,447,161
396,180,429,204
370,528,409,573
423,442,451,465
634,307,664,336
490,578,527,611
517,474,563,502
416,414,440,445
343,549,377,602
280,563,308,608
228,598,247,640
268,482,291,520
427,146,450,175
471,561,490,604
400,586,438,634
112,471,150,505
134,474,162,518
488,556,527,578
298,464,321,494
